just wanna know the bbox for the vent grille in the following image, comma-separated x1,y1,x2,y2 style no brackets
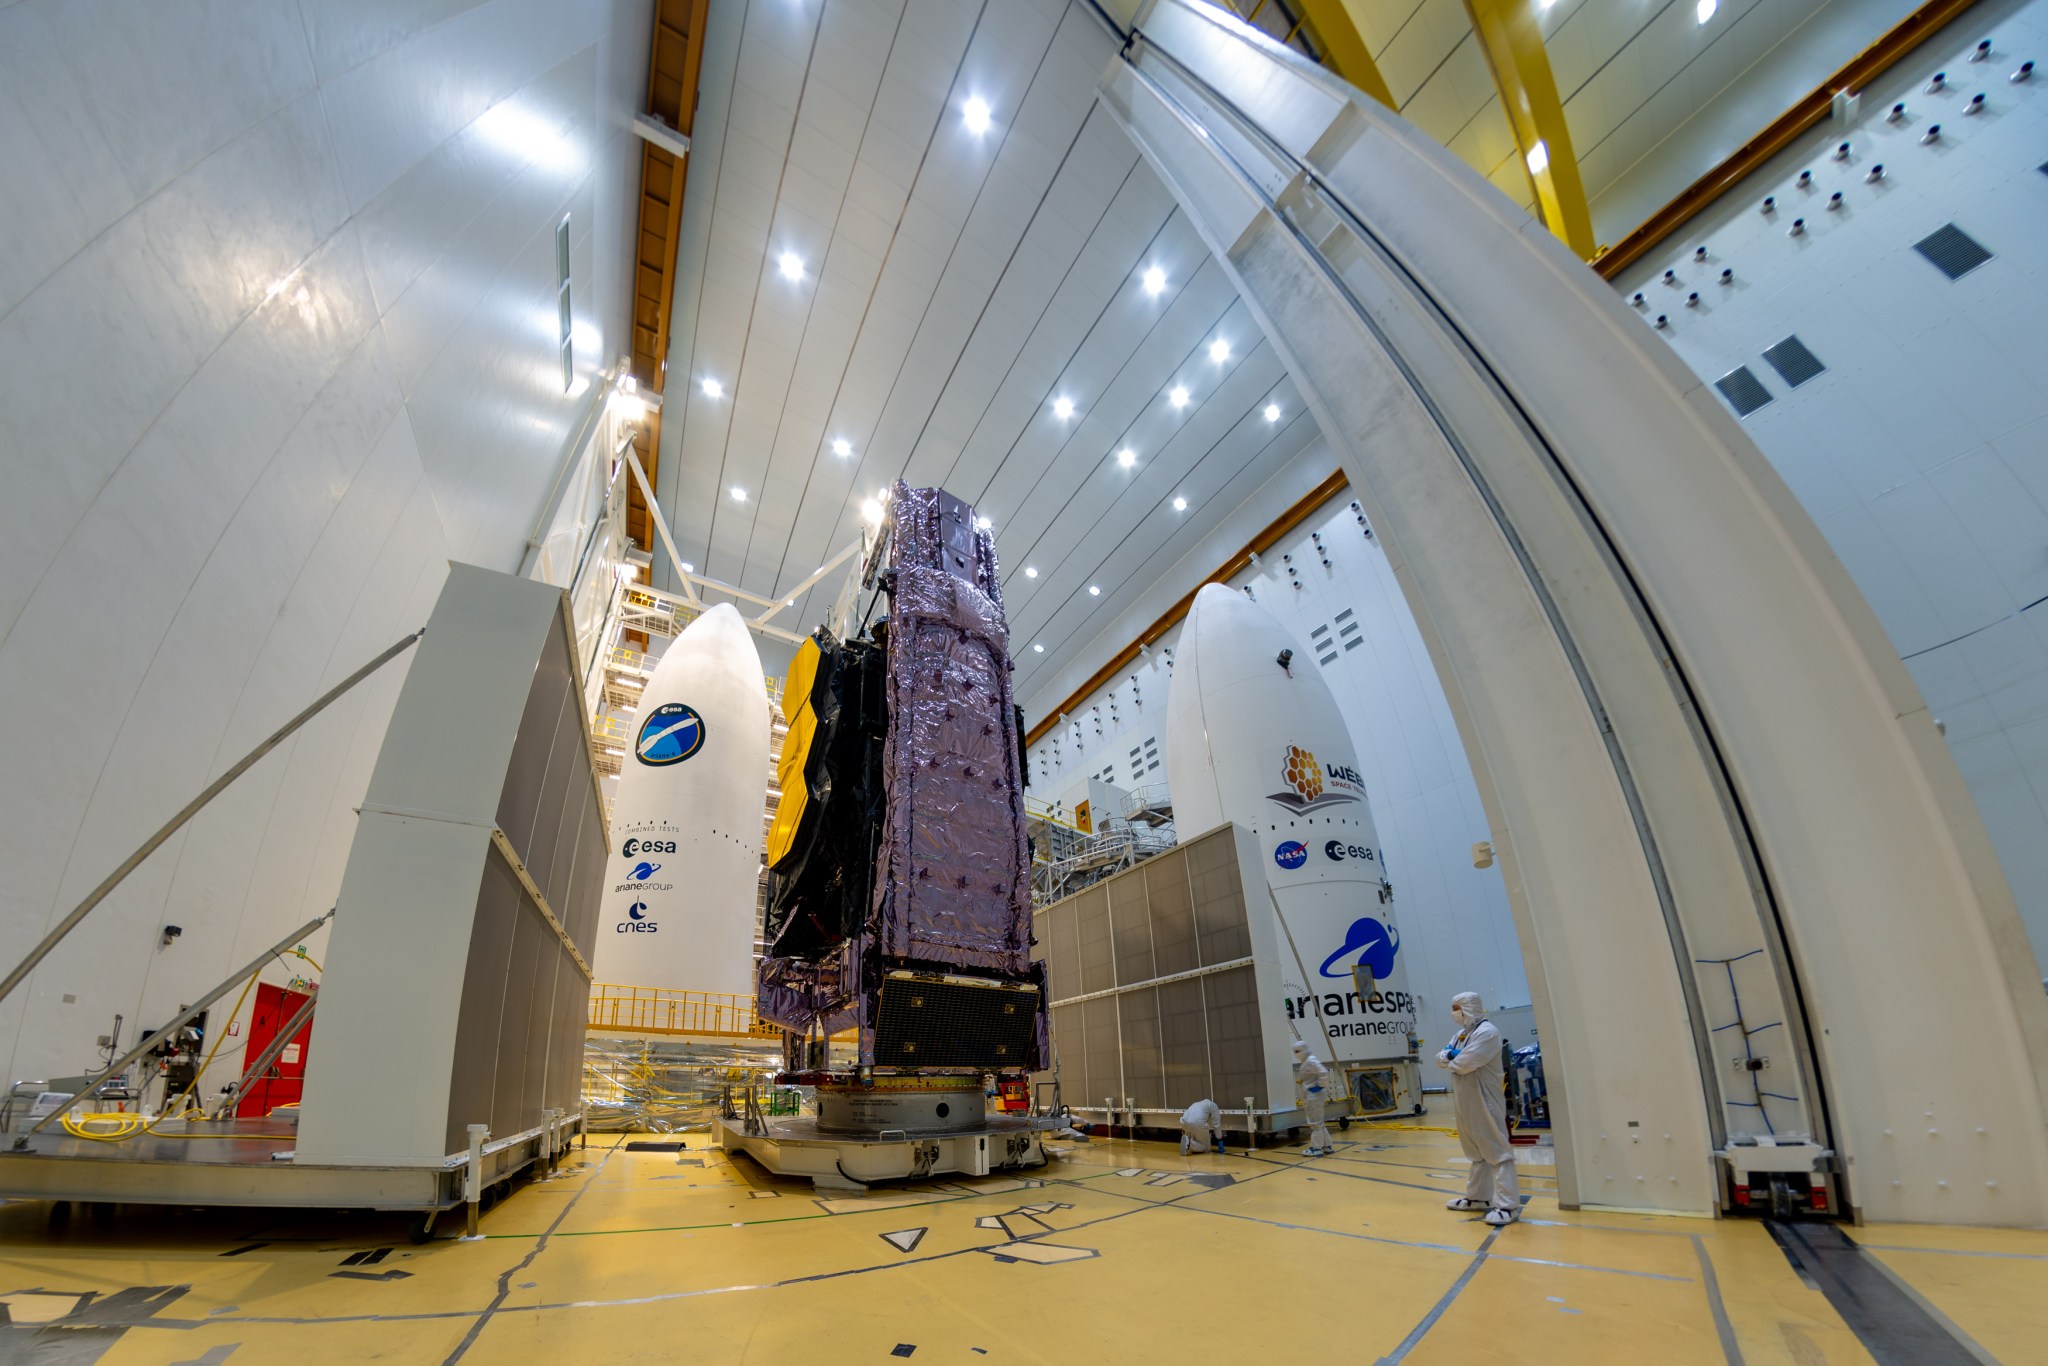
1761,335,1826,388
1914,223,1993,280
1715,366,1775,417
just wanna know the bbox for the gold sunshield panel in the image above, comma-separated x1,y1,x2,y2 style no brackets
765,635,822,868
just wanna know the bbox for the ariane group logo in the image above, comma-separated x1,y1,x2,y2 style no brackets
1266,743,1365,814
636,702,705,766
628,861,662,881
1318,915,1401,979
1274,840,1308,869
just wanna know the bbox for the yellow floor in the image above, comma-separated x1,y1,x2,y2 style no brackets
2,1125,2042,1363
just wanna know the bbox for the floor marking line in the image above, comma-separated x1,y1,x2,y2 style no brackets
1853,1242,2048,1261
441,1141,619,1364
1769,1221,1995,1366
1237,1150,1468,1197
1375,1227,1500,1365
1691,1235,1746,1366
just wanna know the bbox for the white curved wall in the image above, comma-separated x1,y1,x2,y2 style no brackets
0,0,652,1086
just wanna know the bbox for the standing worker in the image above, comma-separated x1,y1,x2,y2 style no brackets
1292,1039,1334,1157
1437,991,1519,1226
1179,1098,1226,1155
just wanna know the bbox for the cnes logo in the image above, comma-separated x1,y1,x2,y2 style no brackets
618,900,658,933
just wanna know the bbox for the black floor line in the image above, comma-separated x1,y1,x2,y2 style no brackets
1690,1235,1745,1366
1374,1227,1499,1365
1767,1221,1995,1366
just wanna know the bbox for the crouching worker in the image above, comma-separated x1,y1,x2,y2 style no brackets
1179,1097,1226,1155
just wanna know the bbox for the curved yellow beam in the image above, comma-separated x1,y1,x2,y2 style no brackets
1462,0,1595,258
1290,0,1395,107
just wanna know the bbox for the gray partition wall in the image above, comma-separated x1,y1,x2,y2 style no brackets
298,565,605,1166
1036,824,1294,1130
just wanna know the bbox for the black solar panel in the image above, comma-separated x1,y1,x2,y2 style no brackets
1761,335,1827,388
1715,366,1775,417
1914,223,1993,279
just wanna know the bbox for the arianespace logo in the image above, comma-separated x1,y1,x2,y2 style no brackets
636,702,705,766
1266,744,1367,814
619,900,657,934
1318,915,1401,979
1274,840,1308,870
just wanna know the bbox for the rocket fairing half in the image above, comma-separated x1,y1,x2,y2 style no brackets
1164,584,1418,1062
590,602,769,998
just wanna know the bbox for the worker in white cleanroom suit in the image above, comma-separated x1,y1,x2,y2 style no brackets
1292,1039,1334,1156
1179,1098,1226,1155
1437,991,1519,1226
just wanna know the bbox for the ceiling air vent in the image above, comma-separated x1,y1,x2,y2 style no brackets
1714,366,1774,417
1913,223,1993,280
1761,335,1826,388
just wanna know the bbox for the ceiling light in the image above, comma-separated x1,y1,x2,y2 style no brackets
1117,448,1137,468
1088,585,1101,597
1525,140,1549,176
860,498,884,525
831,438,852,457
975,515,992,531
1173,496,1187,511
1208,338,1230,362
1024,566,1038,578
730,486,746,502
1142,265,1167,296
1033,643,1045,653
680,562,694,574
778,251,804,281
963,97,992,134
1169,385,1189,408
1264,402,1281,422
1053,396,1075,419
1695,0,1716,21
701,378,723,398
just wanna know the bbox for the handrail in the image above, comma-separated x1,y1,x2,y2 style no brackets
0,630,424,1012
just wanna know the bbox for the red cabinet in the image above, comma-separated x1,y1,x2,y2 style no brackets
234,983,314,1118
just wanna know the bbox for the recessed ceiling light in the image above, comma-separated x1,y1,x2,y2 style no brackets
1052,396,1075,419
1088,585,1101,597
680,562,694,574
1525,140,1549,176
1208,338,1230,362
1025,566,1039,579
1033,642,1045,653
701,378,724,398
1169,385,1190,408
860,498,884,525
1142,265,1167,296
730,486,746,502
1117,448,1137,468
831,437,852,457
975,515,992,531
778,251,804,281
1173,496,1187,511
963,97,992,134
1695,0,1716,21
1264,402,1281,422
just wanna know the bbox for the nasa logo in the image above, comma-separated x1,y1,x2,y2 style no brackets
618,900,658,933
636,702,705,767
628,861,662,880
1274,840,1308,870
1267,744,1361,814
1322,840,1376,863
1317,915,1401,979
622,837,678,857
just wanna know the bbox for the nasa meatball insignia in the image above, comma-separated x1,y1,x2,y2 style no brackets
1274,840,1309,869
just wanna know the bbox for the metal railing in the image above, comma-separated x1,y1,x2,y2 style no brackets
588,984,782,1040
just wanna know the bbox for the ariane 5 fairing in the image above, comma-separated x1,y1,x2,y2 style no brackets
590,601,769,998
1165,583,1418,1064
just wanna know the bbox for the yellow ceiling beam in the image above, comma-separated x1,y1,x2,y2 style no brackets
1462,0,1596,258
1289,0,1395,107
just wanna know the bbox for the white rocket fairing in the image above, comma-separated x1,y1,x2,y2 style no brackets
1164,584,1417,1064
590,602,769,998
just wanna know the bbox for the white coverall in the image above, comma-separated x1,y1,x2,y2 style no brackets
1295,1046,1333,1154
1440,1014,1519,1213
1179,1099,1224,1154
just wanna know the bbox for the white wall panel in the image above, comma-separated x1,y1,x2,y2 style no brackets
1614,0,2048,968
0,0,650,1085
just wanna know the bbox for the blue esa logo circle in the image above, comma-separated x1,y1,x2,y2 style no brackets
1275,841,1308,869
636,702,705,766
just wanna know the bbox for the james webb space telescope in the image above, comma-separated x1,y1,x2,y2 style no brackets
717,483,1060,1185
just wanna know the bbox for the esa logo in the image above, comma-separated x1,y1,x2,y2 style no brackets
622,837,678,857
1274,841,1308,870
618,900,658,933
1324,840,1376,863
